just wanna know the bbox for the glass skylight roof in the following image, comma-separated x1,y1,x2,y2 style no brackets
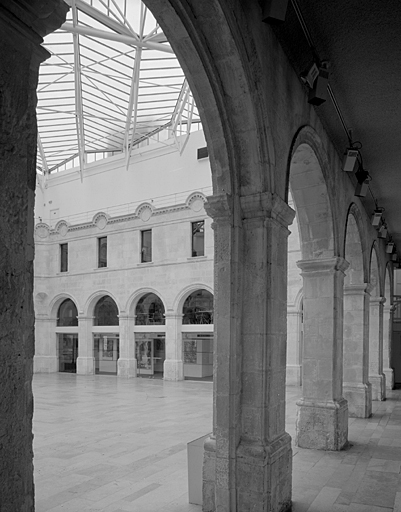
37,0,200,176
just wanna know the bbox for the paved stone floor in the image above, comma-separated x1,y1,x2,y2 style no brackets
33,374,401,512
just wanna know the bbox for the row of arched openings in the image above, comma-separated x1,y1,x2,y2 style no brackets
57,290,214,326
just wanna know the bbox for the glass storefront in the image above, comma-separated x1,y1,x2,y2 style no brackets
135,334,165,376
183,333,213,379
94,334,119,374
58,333,78,373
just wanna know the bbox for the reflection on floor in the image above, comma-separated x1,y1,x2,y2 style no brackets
33,374,401,512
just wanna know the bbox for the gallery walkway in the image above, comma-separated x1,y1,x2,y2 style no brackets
33,374,401,512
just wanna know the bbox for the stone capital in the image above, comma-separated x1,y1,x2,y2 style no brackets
297,256,349,275
77,315,95,322
205,193,234,222
343,283,368,296
240,191,295,227
370,296,385,306
164,312,183,320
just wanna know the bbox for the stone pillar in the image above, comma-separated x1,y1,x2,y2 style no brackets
296,257,349,450
164,312,184,380
343,284,372,418
118,314,137,378
203,192,294,512
286,307,302,386
383,303,394,390
369,297,386,400
34,315,58,373
76,316,95,374
0,2,68,510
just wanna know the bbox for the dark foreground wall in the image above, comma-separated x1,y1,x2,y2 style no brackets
0,2,67,510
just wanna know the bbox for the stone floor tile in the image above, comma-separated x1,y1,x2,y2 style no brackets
33,375,401,512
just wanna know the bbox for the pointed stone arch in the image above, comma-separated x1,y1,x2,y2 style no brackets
288,126,335,260
369,243,386,400
343,203,372,417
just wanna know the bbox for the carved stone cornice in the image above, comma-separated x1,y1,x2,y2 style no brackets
240,192,295,227
297,257,350,275
343,283,368,296
204,193,234,222
0,0,69,40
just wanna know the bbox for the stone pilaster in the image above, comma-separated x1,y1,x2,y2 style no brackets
76,316,95,374
286,307,302,386
203,192,294,512
343,284,372,418
164,312,184,381
34,315,58,373
383,304,394,390
296,257,349,450
369,297,386,400
117,314,137,378
0,2,68,510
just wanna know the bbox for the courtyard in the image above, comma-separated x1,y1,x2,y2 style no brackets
33,374,401,512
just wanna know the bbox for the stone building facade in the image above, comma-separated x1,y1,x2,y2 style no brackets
1,1,401,511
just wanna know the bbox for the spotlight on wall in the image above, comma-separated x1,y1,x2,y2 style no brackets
354,168,370,197
378,223,388,239
371,207,385,227
386,241,395,254
342,148,360,173
261,0,289,22
392,253,398,262
301,62,329,106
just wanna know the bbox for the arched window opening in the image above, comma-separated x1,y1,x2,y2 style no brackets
57,299,78,327
94,296,119,326
135,293,165,325
183,289,214,324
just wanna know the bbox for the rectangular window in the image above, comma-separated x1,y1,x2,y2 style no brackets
60,243,68,272
141,230,152,263
98,237,107,268
192,221,205,257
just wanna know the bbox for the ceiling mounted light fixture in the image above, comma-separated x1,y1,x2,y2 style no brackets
342,148,360,172
378,223,388,239
371,207,385,227
262,0,289,22
386,241,395,254
354,168,370,197
301,62,329,106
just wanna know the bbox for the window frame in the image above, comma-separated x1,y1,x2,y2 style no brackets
60,243,68,273
191,220,205,257
98,236,107,268
141,229,152,263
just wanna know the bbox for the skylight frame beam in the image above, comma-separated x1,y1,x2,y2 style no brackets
60,23,174,54
72,0,86,181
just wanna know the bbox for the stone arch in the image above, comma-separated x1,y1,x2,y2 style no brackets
172,283,214,315
369,242,382,298
126,287,167,317
49,293,80,320
142,0,276,197
369,243,386,400
288,126,336,260
344,203,367,286
343,203,372,417
83,290,121,318
383,262,394,389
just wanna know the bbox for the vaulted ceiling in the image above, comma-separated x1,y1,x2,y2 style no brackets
272,0,401,260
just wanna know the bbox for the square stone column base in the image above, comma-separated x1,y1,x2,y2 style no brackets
384,368,394,390
163,359,184,381
343,383,372,418
296,398,348,450
33,355,58,373
202,434,292,512
286,364,302,386
117,358,137,378
369,374,386,400
76,357,95,375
